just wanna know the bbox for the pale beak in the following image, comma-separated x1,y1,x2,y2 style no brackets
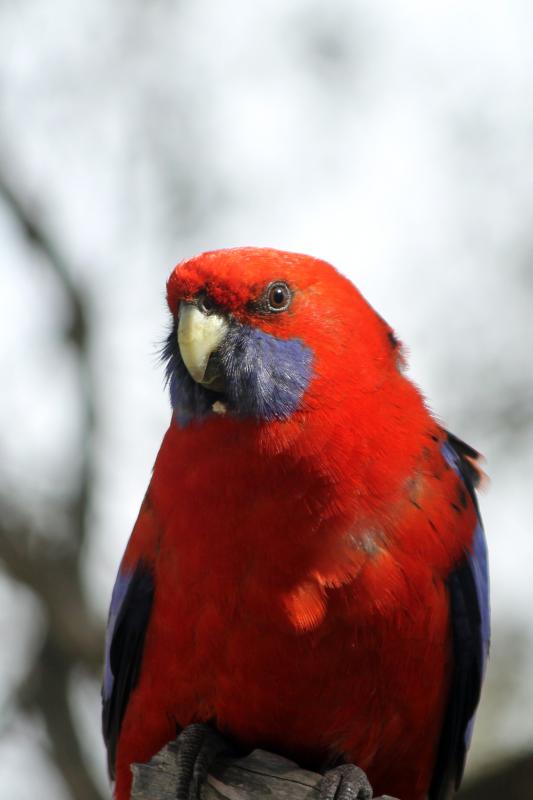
177,302,229,386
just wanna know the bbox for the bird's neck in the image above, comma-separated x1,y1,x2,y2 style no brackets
151,375,437,554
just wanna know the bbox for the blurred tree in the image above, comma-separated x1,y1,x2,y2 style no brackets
1,2,532,799
0,167,530,800
0,173,105,800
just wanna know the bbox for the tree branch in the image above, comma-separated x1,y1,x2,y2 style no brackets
19,632,104,800
131,738,533,800
0,170,105,799
0,503,104,672
131,741,398,800
0,170,95,552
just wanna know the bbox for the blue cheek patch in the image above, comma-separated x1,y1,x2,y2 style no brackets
218,324,313,421
162,321,314,424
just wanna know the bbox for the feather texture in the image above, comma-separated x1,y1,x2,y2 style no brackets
103,248,489,800
430,437,490,799
102,563,154,778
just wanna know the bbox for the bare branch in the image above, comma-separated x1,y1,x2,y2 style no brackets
0,176,87,348
131,743,397,800
0,170,105,799
0,170,95,552
132,738,533,800
21,632,106,800
0,504,104,673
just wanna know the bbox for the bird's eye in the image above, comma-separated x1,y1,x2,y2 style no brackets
198,293,215,315
266,282,291,312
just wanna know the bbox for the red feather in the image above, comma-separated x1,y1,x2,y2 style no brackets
110,248,482,800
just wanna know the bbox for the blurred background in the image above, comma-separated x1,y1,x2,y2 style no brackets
1,1,532,798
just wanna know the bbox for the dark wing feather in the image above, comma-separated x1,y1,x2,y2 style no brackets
102,562,154,779
429,434,490,800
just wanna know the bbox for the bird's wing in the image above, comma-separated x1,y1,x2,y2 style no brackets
102,498,158,779
102,562,154,778
430,433,490,800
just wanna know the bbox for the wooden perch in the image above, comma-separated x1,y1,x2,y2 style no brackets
131,741,397,800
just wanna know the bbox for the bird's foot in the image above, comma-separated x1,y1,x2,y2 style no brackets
175,722,233,800
319,764,373,800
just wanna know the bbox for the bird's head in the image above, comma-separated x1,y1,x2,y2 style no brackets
164,247,405,427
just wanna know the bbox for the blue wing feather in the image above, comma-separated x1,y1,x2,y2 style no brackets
102,562,154,779
429,435,490,799
103,570,133,704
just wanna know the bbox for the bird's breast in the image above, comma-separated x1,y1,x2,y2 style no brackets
123,422,473,796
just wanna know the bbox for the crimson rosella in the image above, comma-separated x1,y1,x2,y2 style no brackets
102,247,489,800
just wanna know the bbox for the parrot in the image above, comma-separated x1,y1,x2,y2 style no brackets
102,247,489,800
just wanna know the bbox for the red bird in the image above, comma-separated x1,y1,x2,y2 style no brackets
102,247,489,800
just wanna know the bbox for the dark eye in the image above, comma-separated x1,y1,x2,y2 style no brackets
267,281,291,312
198,293,215,315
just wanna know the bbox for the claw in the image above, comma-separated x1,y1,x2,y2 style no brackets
319,764,373,800
175,723,233,800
